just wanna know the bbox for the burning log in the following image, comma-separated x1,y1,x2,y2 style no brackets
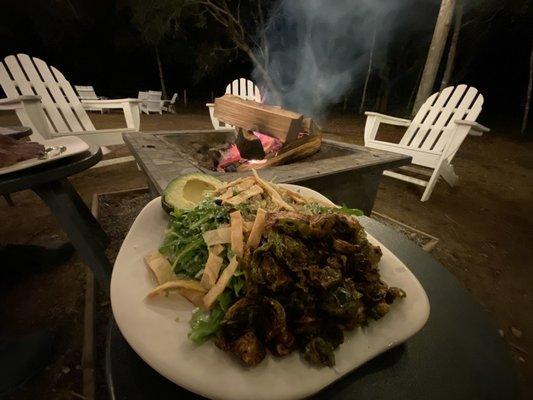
237,132,321,171
213,95,322,171
235,128,265,160
214,95,303,143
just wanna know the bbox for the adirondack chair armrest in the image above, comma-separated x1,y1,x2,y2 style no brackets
454,120,490,136
81,98,141,106
0,95,42,109
364,112,411,126
81,99,141,130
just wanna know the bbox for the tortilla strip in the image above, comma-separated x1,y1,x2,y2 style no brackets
252,169,295,211
246,208,267,249
179,288,205,308
278,186,308,204
203,225,231,246
147,279,206,298
219,187,235,201
230,210,244,258
243,221,254,233
203,255,239,309
214,176,255,195
144,251,174,284
200,245,224,289
224,185,264,206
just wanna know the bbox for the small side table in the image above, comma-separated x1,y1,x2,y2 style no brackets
0,144,112,293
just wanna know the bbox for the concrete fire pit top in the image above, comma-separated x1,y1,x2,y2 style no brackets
123,130,410,196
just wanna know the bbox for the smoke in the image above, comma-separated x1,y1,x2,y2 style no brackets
253,0,404,119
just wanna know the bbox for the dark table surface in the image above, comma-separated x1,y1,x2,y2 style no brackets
107,217,518,400
0,126,32,140
0,144,102,194
0,144,113,293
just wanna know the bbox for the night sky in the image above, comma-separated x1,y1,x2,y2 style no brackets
0,0,531,131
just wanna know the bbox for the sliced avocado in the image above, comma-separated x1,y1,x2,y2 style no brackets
162,173,222,212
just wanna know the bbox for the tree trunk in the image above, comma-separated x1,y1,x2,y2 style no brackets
359,26,377,114
522,41,533,136
406,67,424,114
155,45,168,100
412,0,456,115
440,0,463,90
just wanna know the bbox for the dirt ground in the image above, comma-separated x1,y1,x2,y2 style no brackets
0,107,532,399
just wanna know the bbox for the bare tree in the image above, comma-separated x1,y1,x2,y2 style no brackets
522,41,533,135
413,0,456,114
440,0,463,90
199,0,280,100
127,0,185,99
359,25,377,114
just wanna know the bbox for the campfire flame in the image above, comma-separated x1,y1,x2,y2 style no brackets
218,131,283,171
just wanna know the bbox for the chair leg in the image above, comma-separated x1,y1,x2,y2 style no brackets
440,162,459,187
420,165,443,202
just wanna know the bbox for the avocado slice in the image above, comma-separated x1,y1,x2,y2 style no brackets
162,173,223,213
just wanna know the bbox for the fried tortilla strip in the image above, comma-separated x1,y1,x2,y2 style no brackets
230,210,244,258
252,169,295,211
144,251,174,284
200,244,224,289
203,255,239,309
278,186,308,204
214,176,255,195
243,221,254,233
247,208,267,249
146,279,206,298
224,185,264,206
203,225,231,246
179,288,205,308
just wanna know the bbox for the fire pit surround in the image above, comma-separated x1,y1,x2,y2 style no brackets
123,130,411,214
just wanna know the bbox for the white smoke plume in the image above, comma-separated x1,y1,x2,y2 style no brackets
253,0,405,118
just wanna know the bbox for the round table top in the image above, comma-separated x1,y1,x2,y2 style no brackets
0,144,102,194
106,217,519,400
0,126,32,140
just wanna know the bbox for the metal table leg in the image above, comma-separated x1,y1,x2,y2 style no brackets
33,178,112,294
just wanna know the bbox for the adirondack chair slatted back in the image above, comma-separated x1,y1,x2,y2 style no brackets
225,78,261,102
146,90,162,113
399,85,484,154
75,85,99,100
0,54,96,134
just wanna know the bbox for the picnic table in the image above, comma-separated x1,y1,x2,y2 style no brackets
106,217,518,399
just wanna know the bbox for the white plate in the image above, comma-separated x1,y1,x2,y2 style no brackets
0,136,89,175
111,185,430,400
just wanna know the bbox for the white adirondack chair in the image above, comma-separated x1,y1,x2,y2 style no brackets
74,85,107,114
207,78,262,130
163,92,178,113
138,90,164,115
0,54,140,146
364,85,490,201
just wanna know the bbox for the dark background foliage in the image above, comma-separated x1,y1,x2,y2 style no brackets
0,0,531,130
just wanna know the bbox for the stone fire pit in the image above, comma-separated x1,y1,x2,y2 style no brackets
123,130,410,214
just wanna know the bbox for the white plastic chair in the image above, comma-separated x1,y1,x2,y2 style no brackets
364,85,489,201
